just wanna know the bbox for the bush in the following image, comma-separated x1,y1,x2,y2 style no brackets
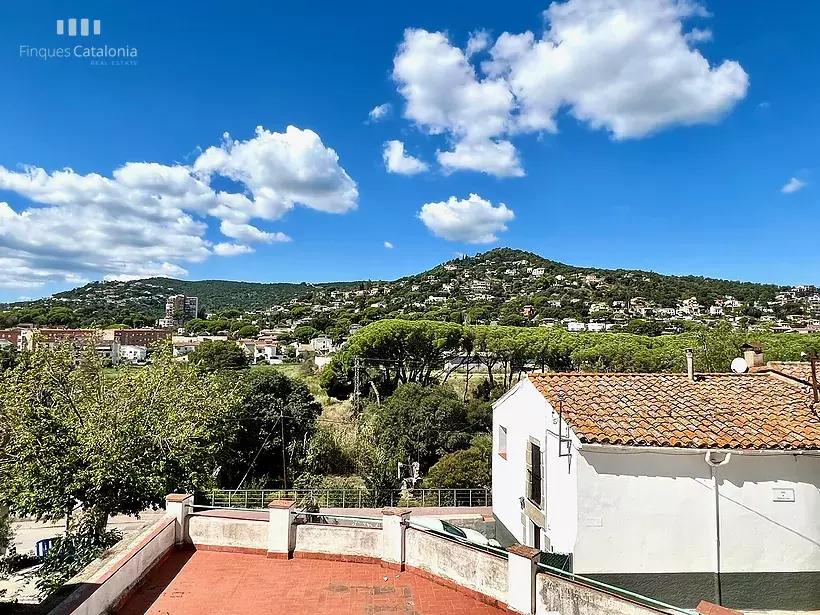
37,520,122,596
188,340,248,371
424,435,491,490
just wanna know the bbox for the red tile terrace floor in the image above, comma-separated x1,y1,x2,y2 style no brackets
117,550,505,615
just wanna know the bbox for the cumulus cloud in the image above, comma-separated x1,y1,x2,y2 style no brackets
391,0,748,175
0,125,355,289
383,140,429,175
418,194,514,244
213,243,255,256
781,177,806,194
369,104,391,121
219,221,291,243
466,30,491,56
384,241,394,249
194,126,358,219
437,140,523,177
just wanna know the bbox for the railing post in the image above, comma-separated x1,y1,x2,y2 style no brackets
267,499,296,559
165,493,193,546
507,544,540,614
381,507,412,571
469,490,473,507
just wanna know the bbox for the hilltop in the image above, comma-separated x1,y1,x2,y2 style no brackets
1,248,816,331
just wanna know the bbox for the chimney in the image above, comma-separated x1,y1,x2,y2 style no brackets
741,343,764,368
685,348,695,382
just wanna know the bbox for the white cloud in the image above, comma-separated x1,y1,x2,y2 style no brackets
384,241,394,249
219,220,291,243
0,125,355,289
369,104,391,121
466,30,491,56
194,126,358,220
418,193,515,244
391,0,748,175
383,140,429,175
684,27,713,43
781,177,806,194
213,243,255,256
437,139,523,177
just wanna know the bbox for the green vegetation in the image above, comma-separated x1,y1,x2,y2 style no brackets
188,339,249,371
424,435,492,490
3,248,808,332
0,344,327,594
325,320,820,400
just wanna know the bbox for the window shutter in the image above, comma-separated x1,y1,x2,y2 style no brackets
525,442,533,501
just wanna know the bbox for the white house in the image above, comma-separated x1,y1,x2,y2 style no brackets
118,344,147,363
492,357,820,610
309,336,334,355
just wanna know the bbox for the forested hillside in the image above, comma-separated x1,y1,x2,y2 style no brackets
0,248,801,329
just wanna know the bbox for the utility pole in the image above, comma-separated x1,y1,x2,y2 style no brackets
353,356,361,411
280,412,287,491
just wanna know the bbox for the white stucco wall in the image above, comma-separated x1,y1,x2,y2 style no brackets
187,514,268,551
574,447,820,575
493,379,579,552
716,453,820,573
55,518,176,615
294,524,382,558
574,449,716,574
405,528,508,603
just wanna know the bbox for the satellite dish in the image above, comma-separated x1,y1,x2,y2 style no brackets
731,357,749,374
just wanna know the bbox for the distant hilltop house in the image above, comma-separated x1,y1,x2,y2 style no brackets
492,346,820,610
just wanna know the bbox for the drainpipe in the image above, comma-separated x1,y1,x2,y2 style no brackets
705,451,731,605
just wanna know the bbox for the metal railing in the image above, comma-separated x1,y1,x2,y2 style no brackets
204,488,491,509
535,562,690,615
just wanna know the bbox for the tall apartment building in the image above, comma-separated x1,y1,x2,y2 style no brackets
160,294,199,328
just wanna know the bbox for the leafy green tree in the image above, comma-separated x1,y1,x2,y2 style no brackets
0,345,241,534
367,383,470,474
220,369,322,488
0,345,19,372
424,435,491,489
236,324,260,338
188,340,248,371
293,325,318,343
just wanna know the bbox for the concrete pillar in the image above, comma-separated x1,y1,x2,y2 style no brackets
507,543,541,614
267,499,296,559
381,507,412,570
165,493,193,545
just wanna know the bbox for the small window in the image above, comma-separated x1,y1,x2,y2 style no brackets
498,425,507,459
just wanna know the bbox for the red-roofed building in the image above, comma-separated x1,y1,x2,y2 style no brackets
0,328,22,350
492,367,820,610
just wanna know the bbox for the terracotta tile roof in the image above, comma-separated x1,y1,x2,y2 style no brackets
752,361,817,386
527,372,820,450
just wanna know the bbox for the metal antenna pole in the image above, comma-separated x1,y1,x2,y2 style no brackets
810,352,819,404
353,356,361,410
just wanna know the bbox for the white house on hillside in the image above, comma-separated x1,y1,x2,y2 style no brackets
492,355,820,611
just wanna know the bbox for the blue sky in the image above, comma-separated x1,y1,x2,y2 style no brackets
0,0,818,302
